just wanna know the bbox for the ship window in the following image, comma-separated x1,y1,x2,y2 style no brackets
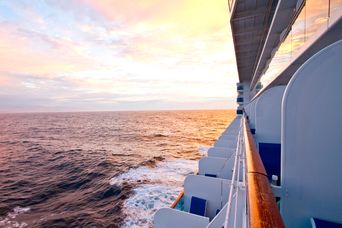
259,30,292,87
292,4,306,56
306,0,329,41
331,0,342,20
254,0,341,93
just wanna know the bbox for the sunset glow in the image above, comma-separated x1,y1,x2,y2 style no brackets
0,0,238,112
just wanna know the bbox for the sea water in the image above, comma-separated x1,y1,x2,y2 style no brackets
0,110,235,227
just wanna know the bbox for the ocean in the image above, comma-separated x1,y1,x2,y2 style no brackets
0,110,235,227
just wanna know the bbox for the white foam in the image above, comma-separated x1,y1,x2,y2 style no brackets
121,185,182,227
198,146,209,154
0,207,30,228
110,159,197,186
110,159,197,228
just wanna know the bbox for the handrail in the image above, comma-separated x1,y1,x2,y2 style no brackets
170,191,184,208
243,115,285,228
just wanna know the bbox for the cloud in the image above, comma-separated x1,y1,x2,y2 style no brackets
0,0,238,112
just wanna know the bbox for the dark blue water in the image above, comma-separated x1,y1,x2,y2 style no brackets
0,110,234,227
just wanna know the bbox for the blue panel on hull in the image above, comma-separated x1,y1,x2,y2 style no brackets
312,218,342,228
258,143,281,181
237,110,243,115
189,196,207,217
204,173,217,178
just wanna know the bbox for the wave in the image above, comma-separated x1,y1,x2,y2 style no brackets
110,159,197,227
152,133,168,138
0,206,30,228
122,185,181,227
198,146,209,154
0,110,233,227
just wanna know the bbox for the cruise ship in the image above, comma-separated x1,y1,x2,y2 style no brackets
153,0,342,227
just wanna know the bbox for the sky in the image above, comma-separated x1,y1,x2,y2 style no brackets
0,0,238,112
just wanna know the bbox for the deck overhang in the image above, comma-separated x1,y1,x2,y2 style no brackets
230,0,278,83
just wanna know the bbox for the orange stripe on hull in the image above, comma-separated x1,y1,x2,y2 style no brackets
170,191,184,208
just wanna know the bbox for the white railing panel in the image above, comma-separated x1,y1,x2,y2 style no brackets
154,208,209,228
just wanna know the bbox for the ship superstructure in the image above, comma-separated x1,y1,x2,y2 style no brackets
154,1,342,227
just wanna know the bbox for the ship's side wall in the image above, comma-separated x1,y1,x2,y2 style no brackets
255,86,285,144
281,40,342,227
244,97,258,130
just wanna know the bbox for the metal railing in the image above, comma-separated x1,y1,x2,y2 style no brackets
222,115,284,228
223,119,245,228
168,115,284,227
227,0,236,12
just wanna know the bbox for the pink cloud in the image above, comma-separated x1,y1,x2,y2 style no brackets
0,0,238,111
0,23,94,76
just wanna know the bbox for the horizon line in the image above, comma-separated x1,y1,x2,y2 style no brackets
0,108,235,114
